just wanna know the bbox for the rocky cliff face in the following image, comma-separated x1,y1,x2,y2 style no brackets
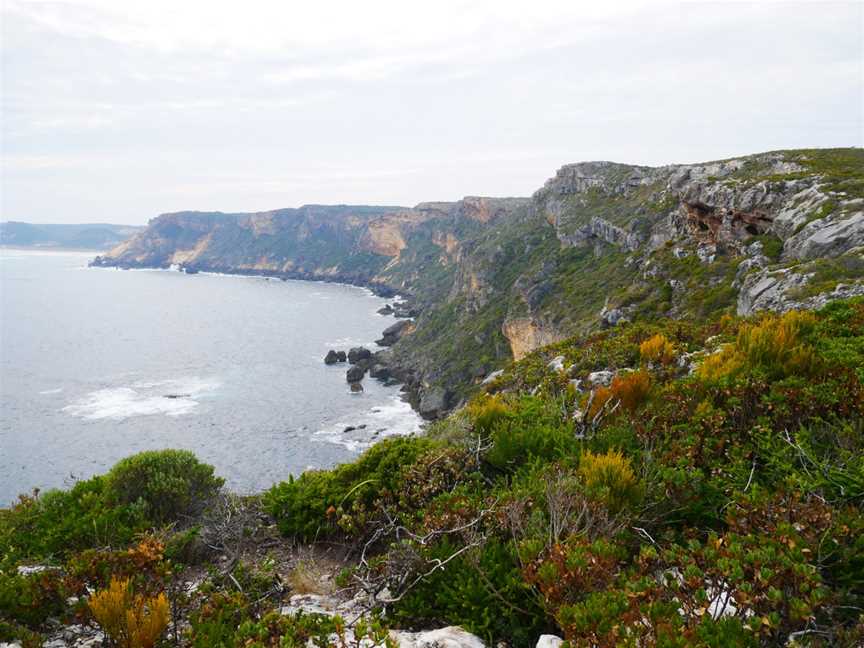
94,148,864,415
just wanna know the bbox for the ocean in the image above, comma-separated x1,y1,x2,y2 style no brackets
0,248,422,505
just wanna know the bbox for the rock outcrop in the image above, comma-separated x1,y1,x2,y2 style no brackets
91,148,864,417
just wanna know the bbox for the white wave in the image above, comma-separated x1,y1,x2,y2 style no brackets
324,337,379,349
62,376,220,421
0,248,97,260
313,394,422,452
38,387,64,395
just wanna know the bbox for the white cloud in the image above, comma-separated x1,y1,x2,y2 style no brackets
1,0,862,223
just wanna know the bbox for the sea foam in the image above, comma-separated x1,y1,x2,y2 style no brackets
313,394,423,452
62,377,220,421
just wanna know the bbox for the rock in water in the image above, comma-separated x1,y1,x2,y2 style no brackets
324,350,342,365
369,364,392,380
346,366,366,383
348,347,372,364
376,319,413,346
349,382,364,393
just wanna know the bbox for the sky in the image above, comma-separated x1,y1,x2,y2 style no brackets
1,0,862,225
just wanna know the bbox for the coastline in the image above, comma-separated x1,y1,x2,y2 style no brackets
89,256,434,417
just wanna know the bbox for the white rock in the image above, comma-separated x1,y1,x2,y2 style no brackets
16,565,58,576
482,369,504,385
535,635,564,648
587,370,614,387
547,356,566,372
391,626,486,648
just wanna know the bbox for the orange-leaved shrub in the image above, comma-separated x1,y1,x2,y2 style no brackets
586,370,652,418
698,310,818,382
88,577,169,648
639,333,676,365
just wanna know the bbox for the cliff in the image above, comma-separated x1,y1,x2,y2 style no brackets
93,148,864,414
0,222,142,250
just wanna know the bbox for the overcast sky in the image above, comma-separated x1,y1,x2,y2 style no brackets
1,0,862,225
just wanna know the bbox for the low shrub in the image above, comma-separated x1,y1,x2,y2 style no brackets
697,310,818,382
392,539,548,646
639,333,676,365
105,449,224,524
577,450,641,512
485,396,576,472
466,394,512,436
88,577,170,648
265,436,435,541
0,478,149,566
0,570,66,630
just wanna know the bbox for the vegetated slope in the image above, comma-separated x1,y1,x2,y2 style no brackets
0,222,143,250
93,148,864,414
4,298,862,647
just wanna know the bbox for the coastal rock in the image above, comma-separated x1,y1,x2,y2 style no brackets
418,387,450,419
587,370,614,387
349,382,364,393
346,366,366,383
391,627,486,648
348,347,373,364
502,318,564,361
783,211,864,260
482,369,504,385
736,268,811,315
377,304,395,315
369,364,392,380
377,320,414,346
535,636,564,648
324,350,346,365
547,355,566,372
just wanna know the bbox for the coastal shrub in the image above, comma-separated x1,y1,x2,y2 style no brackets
0,570,66,630
577,450,641,513
586,370,652,418
485,396,576,471
466,393,512,436
392,538,549,646
88,577,170,648
639,333,676,365
0,477,149,566
66,536,168,592
105,449,224,524
697,310,818,382
266,436,435,541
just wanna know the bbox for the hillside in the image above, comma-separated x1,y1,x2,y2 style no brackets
0,222,143,250
3,297,863,646
91,149,864,415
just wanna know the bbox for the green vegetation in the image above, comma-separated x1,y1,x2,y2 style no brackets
3,299,864,646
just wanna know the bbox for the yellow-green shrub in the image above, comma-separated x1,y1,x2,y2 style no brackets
639,333,676,365
466,394,511,436
578,450,641,512
697,310,818,381
88,577,169,648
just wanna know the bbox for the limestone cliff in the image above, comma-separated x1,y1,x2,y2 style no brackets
94,148,864,415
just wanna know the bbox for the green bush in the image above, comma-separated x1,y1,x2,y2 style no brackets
485,396,577,472
0,570,66,629
265,436,435,541
392,539,548,646
0,477,149,566
105,449,224,524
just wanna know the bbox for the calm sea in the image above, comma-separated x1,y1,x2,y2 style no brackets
0,248,421,505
